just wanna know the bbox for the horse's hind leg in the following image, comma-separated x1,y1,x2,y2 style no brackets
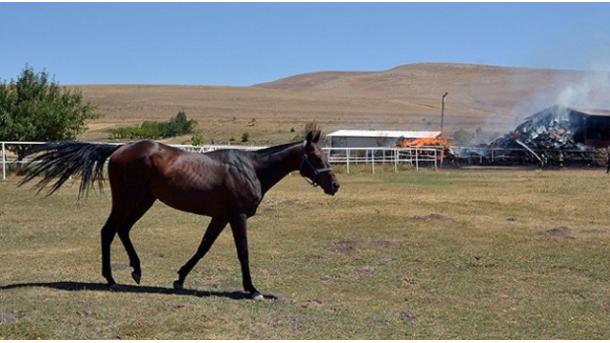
101,216,119,287
117,194,156,284
174,217,227,290
101,183,154,288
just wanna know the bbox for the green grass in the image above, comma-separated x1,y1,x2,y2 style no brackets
1,169,609,339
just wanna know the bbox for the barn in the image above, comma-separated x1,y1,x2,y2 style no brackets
571,107,610,148
326,130,442,148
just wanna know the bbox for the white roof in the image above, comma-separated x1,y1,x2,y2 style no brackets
327,130,441,139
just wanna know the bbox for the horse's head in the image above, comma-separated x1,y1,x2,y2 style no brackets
299,130,340,195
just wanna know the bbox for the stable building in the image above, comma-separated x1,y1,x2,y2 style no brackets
570,107,610,148
326,130,441,148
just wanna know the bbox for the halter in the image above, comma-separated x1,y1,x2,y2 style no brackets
299,141,333,187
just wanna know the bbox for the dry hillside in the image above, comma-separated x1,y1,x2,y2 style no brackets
74,63,605,144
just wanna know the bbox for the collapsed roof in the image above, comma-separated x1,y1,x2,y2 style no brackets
489,105,610,151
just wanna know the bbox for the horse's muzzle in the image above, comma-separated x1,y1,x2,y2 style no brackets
327,181,340,195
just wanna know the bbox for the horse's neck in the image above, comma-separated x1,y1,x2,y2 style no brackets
254,143,303,194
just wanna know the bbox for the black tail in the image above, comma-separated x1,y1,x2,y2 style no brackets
19,141,121,196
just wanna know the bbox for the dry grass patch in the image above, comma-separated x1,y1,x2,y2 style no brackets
1,169,609,338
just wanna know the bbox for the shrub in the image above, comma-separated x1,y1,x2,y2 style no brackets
109,111,197,140
191,131,204,146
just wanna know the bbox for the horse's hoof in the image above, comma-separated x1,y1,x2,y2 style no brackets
108,283,120,291
252,293,264,301
131,272,141,284
173,280,183,290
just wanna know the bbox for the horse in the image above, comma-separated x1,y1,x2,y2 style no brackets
19,130,340,300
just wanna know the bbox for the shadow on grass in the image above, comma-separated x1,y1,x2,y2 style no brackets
0,281,277,300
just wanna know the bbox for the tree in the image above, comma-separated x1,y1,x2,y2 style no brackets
0,66,100,152
165,111,196,137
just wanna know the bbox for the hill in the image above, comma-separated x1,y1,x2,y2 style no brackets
74,63,607,145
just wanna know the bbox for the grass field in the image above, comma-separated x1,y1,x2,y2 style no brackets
1,168,609,339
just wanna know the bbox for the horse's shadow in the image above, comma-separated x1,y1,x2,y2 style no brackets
0,281,277,300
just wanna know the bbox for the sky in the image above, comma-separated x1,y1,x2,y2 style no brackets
1,3,610,86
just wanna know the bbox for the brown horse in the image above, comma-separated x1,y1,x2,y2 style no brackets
20,131,339,299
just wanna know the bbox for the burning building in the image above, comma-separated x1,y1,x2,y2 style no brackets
452,105,610,166
490,105,610,150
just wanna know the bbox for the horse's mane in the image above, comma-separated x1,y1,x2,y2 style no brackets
254,141,302,156
254,126,321,155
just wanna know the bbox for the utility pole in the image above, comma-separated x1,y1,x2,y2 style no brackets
441,92,448,134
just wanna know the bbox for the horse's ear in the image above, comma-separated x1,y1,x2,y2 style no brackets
313,131,321,143
306,131,314,143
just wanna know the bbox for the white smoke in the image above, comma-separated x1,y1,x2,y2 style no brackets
554,69,610,109
469,65,610,146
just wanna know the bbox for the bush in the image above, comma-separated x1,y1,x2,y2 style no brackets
109,111,197,140
191,131,204,146
241,132,249,143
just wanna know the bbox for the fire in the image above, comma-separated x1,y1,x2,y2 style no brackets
395,136,450,148
395,136,450,161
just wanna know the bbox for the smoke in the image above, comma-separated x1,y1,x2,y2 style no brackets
554,69,610,109
503,61,610,134
467,64,610,146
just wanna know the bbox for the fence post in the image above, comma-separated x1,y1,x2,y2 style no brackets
415,148,419,171
371,149,375,174
2,142,5,181
434,149,438,170
394,149,398,173
346,149,350,174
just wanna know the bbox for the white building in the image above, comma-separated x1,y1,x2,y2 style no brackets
326,129,441,148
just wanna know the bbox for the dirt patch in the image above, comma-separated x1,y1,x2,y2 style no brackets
332,240,400,254
412,213,453,222
399,311,417,323
0,312,17,324
295,299,323,309
539,226,575,239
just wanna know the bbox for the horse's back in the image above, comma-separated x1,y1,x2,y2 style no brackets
107,140,261,217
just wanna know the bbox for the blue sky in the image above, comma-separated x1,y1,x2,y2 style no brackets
1,3,610,86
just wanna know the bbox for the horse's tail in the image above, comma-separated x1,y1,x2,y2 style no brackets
19,141,122,197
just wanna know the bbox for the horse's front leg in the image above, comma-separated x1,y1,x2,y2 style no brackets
174,217,227,290
230,213,263,300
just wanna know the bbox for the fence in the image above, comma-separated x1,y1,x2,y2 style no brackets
450,146,604,166
0,141,444,180
322,147,441,173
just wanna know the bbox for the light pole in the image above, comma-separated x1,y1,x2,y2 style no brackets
441,92,448,134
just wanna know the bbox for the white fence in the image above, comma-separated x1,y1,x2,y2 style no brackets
1,141,443,180
323,147,441,174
